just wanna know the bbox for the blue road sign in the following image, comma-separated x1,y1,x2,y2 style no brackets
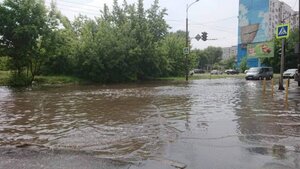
276,24,290,39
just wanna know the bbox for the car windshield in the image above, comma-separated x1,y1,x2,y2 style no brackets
248,68,260,73
286,69,297,72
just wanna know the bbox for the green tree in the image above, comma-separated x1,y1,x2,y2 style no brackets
0,0,48,86
196,46,223,70
159,31,186,76
37,0,76,75
239,56,248,72
0,56,10,71
194,49,208,70
261,29,299,73
221,56,236,69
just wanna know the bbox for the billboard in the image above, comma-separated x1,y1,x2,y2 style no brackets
239,0,270,44
237,0,272,67
247,41,274,58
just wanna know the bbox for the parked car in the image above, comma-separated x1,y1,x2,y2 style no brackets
193,69,205,74
225,69,239,75
210,70,223,75
283,69,298,79
245,67,273,80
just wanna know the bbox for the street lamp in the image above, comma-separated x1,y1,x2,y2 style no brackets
185,0,199,81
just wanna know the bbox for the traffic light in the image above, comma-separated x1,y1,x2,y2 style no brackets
201,32,208,41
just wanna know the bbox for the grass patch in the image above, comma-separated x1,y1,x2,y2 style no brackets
158,73,284,81
0,71,85,86
34,75,84,85
158,73,246,81
0,71,10,86
1,71,284,86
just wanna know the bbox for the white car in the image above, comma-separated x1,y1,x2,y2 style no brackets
283,69,298,79
210,70,223,75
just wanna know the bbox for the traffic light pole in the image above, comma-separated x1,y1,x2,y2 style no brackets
279,38,285,90
185,17,189,81
185,0,199,82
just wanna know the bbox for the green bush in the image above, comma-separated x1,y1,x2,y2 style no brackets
0,57,10,71
8,72,32,87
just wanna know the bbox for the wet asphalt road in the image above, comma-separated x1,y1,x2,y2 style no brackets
1,78,300,169
0,147,132,169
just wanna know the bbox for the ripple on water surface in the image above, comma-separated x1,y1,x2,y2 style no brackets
0,79,300,163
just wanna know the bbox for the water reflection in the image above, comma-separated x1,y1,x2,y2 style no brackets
0,79,300,167
0,83,192,160
235,80,300,168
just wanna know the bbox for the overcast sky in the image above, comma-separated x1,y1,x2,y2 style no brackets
42,0,300,49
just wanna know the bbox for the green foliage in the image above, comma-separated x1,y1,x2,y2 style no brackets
193,46,223,70
194,49,208,69
8,72,32,87
261,29,299,73
71,0,170,82
35,75,83,85
0,71,10,85
220,56,236,69
40,1,76,75
159,31,186,76
1,0,214,85
204,46,223,64
239,56,248,72
0,56,10,71
0,0,49,85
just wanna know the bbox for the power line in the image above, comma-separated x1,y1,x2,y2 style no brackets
166,15,238,24
44,0,101,17
45,0,103,10
195,16,238,24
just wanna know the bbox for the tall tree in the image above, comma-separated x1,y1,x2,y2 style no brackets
262,29,299,73
41,1,76,75
0,0,48,85
146,0,168,42
203,46,223,70
159,31,186,76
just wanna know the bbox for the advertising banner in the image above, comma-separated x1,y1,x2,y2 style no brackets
247,41,274,58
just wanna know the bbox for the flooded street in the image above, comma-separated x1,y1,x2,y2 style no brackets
0,78,300,169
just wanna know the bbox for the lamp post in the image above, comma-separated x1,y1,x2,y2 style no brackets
185,0,199,81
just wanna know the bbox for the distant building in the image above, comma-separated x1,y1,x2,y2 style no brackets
222,46,237,60
269,0,299,37
237,0,298,68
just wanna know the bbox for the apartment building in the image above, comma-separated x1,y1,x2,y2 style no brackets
222,46,237,60
237,0,299,67
268,0,299,38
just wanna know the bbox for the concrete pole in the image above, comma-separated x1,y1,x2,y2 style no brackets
185,16,189,81
279,38,285,90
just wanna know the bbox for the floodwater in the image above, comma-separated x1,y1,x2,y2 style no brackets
0,78,300,169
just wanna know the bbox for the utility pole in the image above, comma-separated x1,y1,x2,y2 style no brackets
276,18,290,90
185,13,189,81
185,0,199,81
279,38,285,90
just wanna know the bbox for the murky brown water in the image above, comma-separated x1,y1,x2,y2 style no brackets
0,78,300,168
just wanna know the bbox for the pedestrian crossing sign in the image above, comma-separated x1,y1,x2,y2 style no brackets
276,24,290,39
